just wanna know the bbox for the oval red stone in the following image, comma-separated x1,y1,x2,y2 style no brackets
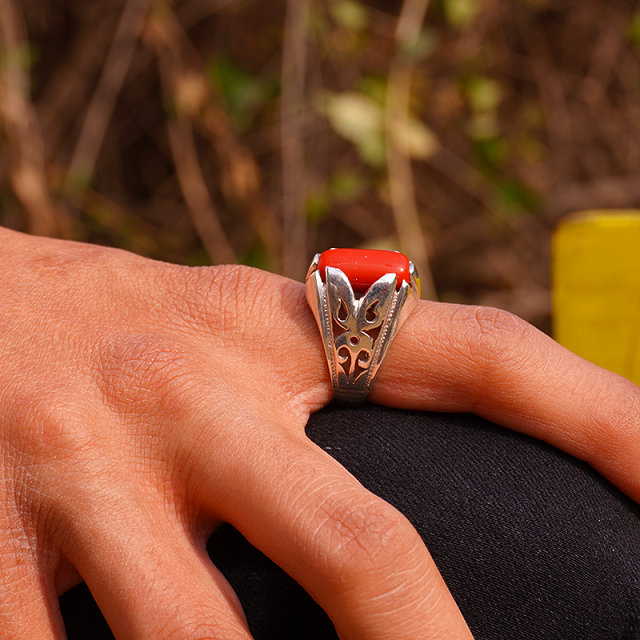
318,248,411,293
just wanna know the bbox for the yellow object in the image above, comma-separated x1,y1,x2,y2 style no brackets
552,210,640,384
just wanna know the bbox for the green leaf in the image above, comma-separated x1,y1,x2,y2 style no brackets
391,118,440,159
305,190,330,223
208,56,275,132
328,170,368,202
331,0,369,32
629,14,640,46
465,76,502,113
319,91,386,165
357,75,387,104
240,242,269,270
495,179,540,213
321,91,383,143
473,137,507,171
443,0,480,29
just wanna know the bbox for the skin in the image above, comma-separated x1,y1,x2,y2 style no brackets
0,225,638,639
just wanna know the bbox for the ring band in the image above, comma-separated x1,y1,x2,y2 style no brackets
306,248,420,405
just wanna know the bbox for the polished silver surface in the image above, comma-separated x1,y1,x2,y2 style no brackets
306,254,419,405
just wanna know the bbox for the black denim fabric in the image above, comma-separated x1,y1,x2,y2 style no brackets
60,405,640,639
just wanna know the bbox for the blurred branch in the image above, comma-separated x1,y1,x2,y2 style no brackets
176,0,242,30
83,188,174,256
385,0,436,300
281,0,311,280
0,0,66,236
63,0,152,198
166,117,237,264
36,8,122,166
514,17,576,184
429,146,549,253
200,102,282,270
145,3,282,268
146,4,236,265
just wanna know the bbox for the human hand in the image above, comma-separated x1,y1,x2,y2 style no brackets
4,227,638,640
0,227,472,639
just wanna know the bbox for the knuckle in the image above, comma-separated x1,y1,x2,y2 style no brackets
591,374,640,455
95,334,201,417
450,304,534,367
169,264,289,344
157,612,247,640
313,494,420,577
8,388,96,463
170,265,254,335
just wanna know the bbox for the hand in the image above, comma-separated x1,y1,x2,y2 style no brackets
0,228,472,640
3,227,639,640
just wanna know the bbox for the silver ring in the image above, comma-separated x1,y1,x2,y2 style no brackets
305,248,420,405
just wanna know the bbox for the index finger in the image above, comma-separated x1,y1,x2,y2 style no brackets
374,302,640,502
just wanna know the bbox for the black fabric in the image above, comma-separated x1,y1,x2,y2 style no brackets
60,406,640,639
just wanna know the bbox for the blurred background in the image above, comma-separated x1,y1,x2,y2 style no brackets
2,0,640,334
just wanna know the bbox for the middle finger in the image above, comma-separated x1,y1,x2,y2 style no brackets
184,415,474,640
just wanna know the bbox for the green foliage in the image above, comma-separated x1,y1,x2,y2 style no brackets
400,29,439,61
442,0,480,29
629,14,640,47
208,56,277,132
464,76,502,113
305,190,330,223
0,43,35,71
319,91,386,165
306,170,369,223
473,137,506,173
240,242,270,270
463,75,503,149
329,170,368,202
357,75,387,104
330,0,369,33
319,83,440,167
495,179,540,215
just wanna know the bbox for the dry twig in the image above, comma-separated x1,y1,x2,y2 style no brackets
146,4,237,265
147,3,281,268
385,0,436,300
0,0,64,236
64,0,153,198
166,117,237,264
176,0,243,30
281,0,311,280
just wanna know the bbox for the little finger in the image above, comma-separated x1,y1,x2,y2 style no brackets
0,533,65,639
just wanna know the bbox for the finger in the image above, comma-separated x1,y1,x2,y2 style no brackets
374,302,640,500
64,496,251,640
187,424,474,640
0,534,65,639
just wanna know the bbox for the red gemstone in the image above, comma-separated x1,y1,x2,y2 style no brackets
318,248,410,293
